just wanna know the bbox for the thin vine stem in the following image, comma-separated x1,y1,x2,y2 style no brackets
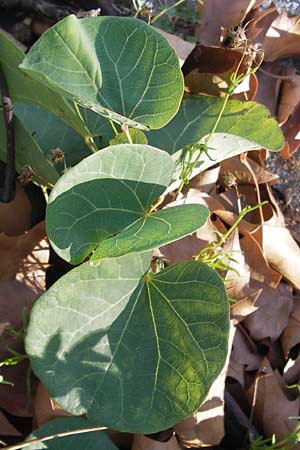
0,62,15,203
151,0,185,24
109,119,119,136
2,425,107,450
195,201,268,262
73,101,97,153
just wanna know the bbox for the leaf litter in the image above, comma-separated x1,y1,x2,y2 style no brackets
2,1,300,449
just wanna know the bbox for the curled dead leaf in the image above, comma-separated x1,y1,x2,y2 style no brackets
182,45,248,97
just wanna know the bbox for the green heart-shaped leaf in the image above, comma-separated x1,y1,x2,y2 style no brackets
91,204,208,261
148,95,284,155
25,417,117,450
26,253,229,433
20,15,184,130
0,30,87,138
46,144,208,264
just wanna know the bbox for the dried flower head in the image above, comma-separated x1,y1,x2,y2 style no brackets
18,165,34,186
49,147,65,164
223,171,238,189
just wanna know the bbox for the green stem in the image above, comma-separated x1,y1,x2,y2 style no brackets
151,0,185,24
204,92,230,146
73,102,97,153
109,119,119,136
2,425,107,450
196,201,268,260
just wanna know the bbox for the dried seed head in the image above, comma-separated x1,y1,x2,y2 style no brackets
49,147,65,164
145,1,154,11
77,8,101,18
18,165,34,186
223,171,238,189
226,24,247,48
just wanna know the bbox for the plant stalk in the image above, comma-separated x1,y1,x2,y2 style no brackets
2,425,107,450
151,0,185,24
0,63,16,203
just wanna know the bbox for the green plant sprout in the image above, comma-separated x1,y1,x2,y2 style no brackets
195,202,268,270
249,427,300,450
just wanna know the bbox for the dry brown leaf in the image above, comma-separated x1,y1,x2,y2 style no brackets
0,221,48,283
0,280,40,416
277,68,300,125
244,3,279,43
0,182,31,236
263,13,300,61
230,289,261,323
281,102,300,156
281,298,300,357
156,29,195,67
0,410,21,437
195,0,255,45
220,155,279,186
231,326,262,371
247,358,300,443
243,280,293,342
183,166,220,195
174,323,236,447
256,63,282,116
284,356,300,386
227,359,245,386
182,45,248,97
34,382,73,427
132,434,181,450
262,208,300,290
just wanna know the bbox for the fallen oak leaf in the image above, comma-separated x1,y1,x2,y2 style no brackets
246,358,300,444
256,62,282,116
132,433,181,450
0,410,21,437
263,12,300,61
284,355,300,386
220,155,279,186
243,280,293,342
195,0,256,45
0,221,47,282
262,207,300,290
230,326,263,372
281,297,300,357
281,102,300,156
277,68,300,126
